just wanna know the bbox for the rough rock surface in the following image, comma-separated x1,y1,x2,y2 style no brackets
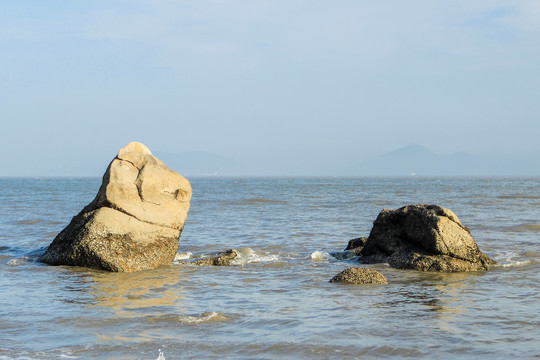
39,142,192,272
344,237,368,255
359,204,495,272
177,249,239,266
330,267,388,284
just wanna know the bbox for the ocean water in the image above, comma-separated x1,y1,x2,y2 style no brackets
0,177,539,359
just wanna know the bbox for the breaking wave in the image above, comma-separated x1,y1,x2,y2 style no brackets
310,251,358,262
500,260,533,268
231,247,280,265
310,251,334,262
155,349,166,360
493,250,535,268
174,252,193,261
176,311,229,325
173,248,280,265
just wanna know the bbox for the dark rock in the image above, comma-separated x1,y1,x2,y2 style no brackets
330,267,388,284
178,249,239,266
344,237,368,255
360,204,495,272
329,251,356,260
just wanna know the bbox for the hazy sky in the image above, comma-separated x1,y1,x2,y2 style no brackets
1,1,539,176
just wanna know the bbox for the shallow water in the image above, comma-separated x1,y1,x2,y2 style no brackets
0,177,539,359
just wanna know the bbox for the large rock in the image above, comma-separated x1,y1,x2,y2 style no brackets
330,267,388,284
359,204,495,272
39,142,192,272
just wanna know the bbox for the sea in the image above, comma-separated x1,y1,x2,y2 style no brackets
0,177,538,359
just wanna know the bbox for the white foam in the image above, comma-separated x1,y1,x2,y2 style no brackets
494,250,534,268
231,247,280,265
500,259,532,268
7,259,21,266
177,311,228,325
310,251,334,262
156,349,166,360
174,252,193,261
174,248,280,265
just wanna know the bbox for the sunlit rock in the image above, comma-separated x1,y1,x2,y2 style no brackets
330,267,388,284
39,142,192,272
359,204,495,272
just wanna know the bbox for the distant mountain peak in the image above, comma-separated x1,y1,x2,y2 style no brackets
357,144,482,176
389,144,434,155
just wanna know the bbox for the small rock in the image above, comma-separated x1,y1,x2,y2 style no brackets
178,249,239,266
330,267,388,284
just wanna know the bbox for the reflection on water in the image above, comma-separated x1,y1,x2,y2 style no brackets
375,270,483,318
86,267,189,318
505,223,540,232
45,266,194,346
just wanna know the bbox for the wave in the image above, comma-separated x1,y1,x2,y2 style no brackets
232,247,281,265
3,247,47,265
499,260,533,268
155,349,166,360
223,198,288,206
16,219,43,225
497,195,540,200
310,250,358,262
289,232,320,238
7,258,23,266
174,252,193,261
6,256,32,266
173,247,280,266
176,311,229,325
310,251,335,262
493,250,536,268
145,312,229,327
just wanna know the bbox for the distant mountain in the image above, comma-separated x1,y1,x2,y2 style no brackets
157,146,540,177
154,151,245,176
354,144,534,176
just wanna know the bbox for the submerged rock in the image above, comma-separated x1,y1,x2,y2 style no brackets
359,204,495,272
176,249,239,266
330,267,388,284
39,142,192,272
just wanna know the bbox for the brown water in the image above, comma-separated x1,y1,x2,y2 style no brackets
0,177,538,359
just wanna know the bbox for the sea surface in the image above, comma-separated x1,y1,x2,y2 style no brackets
0,177,539,359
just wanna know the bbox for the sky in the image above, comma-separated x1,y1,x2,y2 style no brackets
1,0,539,176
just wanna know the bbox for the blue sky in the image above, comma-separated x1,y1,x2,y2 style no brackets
1,1,539,176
